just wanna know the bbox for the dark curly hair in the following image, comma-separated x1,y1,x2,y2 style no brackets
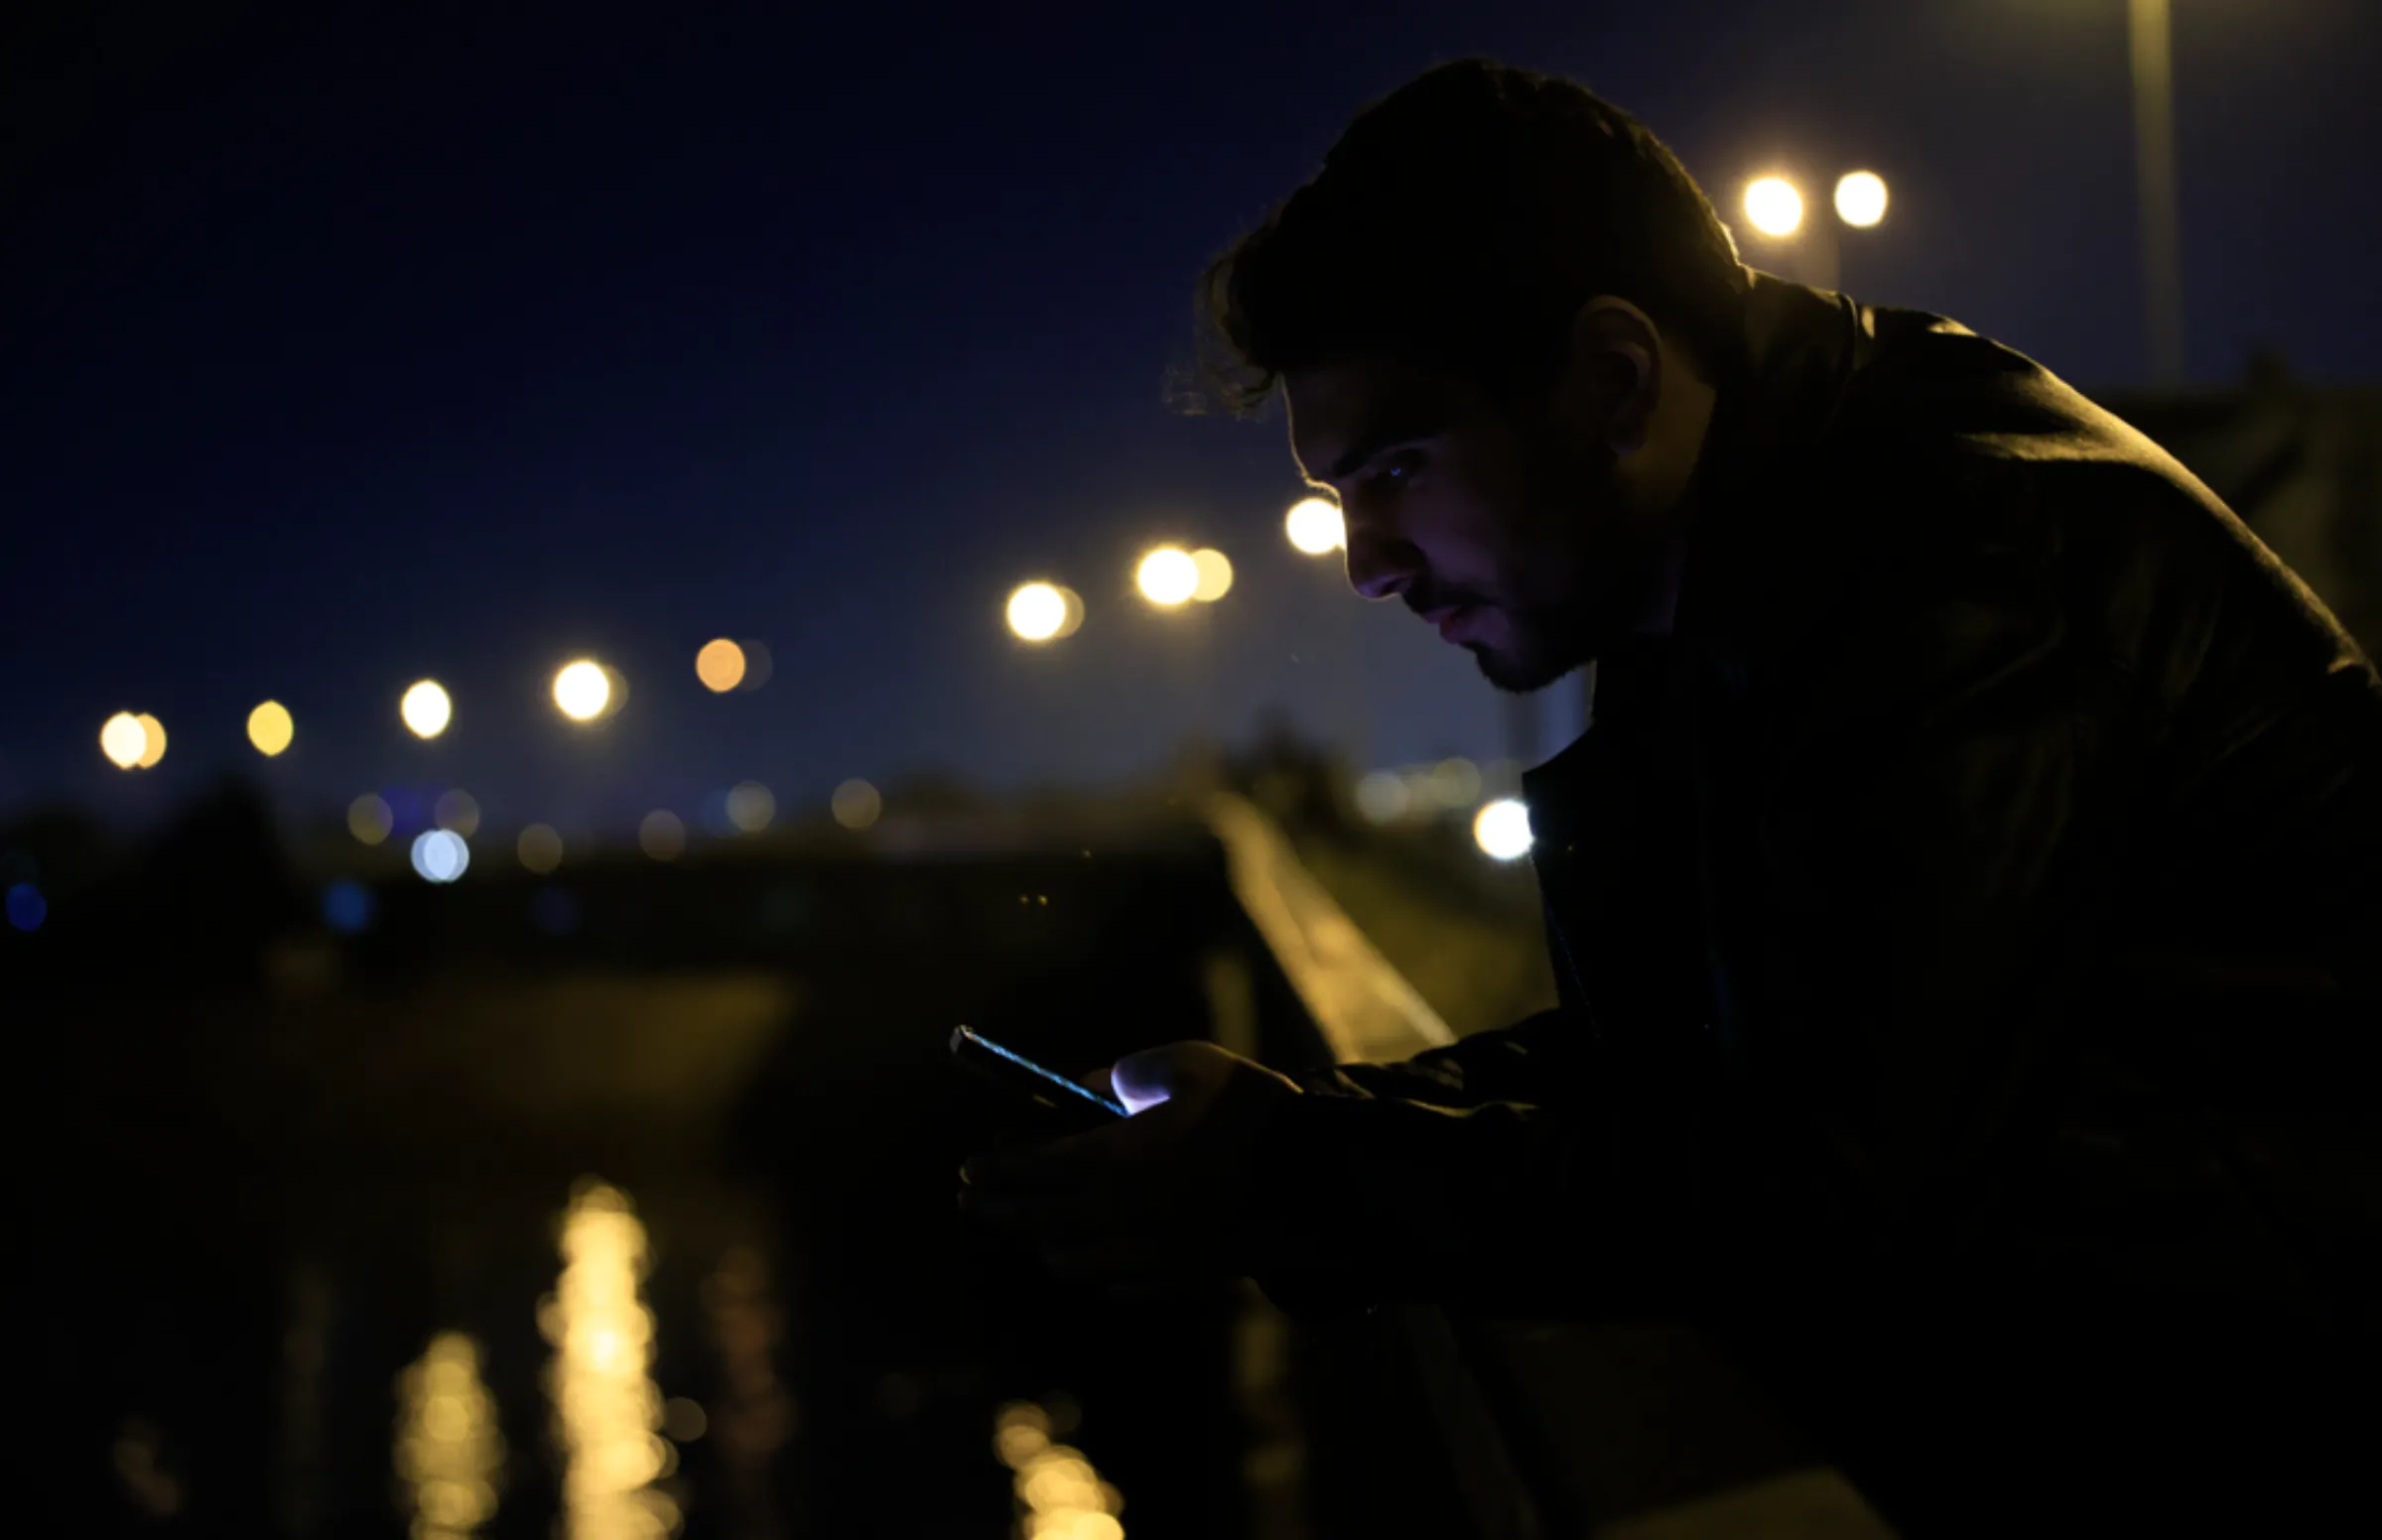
1197,59,1749,416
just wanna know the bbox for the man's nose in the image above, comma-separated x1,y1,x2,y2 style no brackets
1345,523,1423,601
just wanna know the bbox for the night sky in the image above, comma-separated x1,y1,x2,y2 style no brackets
8,0,2377,835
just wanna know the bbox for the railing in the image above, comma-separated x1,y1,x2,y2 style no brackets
1209,792,1898,1539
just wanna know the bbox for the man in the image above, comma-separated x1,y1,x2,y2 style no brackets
963,59,2382,1531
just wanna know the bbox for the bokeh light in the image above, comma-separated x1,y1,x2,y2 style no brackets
1353,771,1410,825
638,810,686,861
411,829,470,883
348,793,395,845
1473,798,1534,861
6,882,46,933
1744,176,1804,238
545,1183,677,1539
134,713,168,769
831,778,882,832
661,1397,708,1444
100,712,148,769
726,780,775,834
247,700,294,757
401,680,453,739
695,638,746,693
553,660,612,721
518,824,564,874
434,789,481,837
1432,758,1483,807
321,879,375,935
1285,496,1345,555
997,1399,1126,1540
1190,549,1234,602
395,1332,503,1540
1007,582,1068,642
1834,170,1888,228
738,639,774,691
1135,547,1199,606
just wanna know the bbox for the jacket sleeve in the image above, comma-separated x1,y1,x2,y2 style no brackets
1240,466,2159,1320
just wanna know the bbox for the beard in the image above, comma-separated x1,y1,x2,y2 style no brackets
1467,600,1599,693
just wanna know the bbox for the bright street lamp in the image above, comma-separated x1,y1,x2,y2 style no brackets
1135,547,1199,607
1006,580,1082,642
1284,497,1345,556
400,679,453,739
1743,177,1804,238
553,659,612,721
1740,169,1887,291
1833,171,1888,229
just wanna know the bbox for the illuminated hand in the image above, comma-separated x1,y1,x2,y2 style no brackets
959,1042,1301,1295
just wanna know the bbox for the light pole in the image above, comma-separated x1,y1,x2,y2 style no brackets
2128,0,2184,385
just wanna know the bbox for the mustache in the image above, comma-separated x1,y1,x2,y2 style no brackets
1402,581,1496,618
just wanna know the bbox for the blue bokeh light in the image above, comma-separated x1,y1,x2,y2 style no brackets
410,829,469,884
6,883,47,934
322,878,375,935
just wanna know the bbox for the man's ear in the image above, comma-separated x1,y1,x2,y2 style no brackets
1558,297,1663,455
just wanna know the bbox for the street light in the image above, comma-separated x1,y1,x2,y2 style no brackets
1007,580,1082,642
401,679,453,739
1743,177,1804,238
553,660,613,721
1284,497,1345,556
1739,170,1887,292
1135,548,1199,607
1833,171,1888,229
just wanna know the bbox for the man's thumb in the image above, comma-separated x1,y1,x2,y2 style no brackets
1111,1042,1210,1114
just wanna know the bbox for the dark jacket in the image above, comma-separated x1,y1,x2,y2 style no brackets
1246,277,2382,1388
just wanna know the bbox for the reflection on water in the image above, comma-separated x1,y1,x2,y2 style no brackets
700,1244,794,1535
395,1332,505,1539
996,1399,1126,1540
542,1180,681,1540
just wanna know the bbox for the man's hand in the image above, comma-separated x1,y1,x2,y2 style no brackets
958,1042,1301,1295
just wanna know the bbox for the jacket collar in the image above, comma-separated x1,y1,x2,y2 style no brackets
1522,273,1875,816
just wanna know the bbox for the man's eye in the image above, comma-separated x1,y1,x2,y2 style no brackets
1370,455,1419,491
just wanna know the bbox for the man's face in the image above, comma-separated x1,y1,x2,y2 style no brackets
1286,358,1662,692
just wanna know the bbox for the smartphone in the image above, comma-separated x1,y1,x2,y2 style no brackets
950,1025,1125,1132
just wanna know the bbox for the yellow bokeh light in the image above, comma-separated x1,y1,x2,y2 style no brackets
247,700,294,757
434,789,481,838
1743,176,1804,238
1136,547,1199,606
695,638,746,693
547,1183,676,1540
831,778,882,831
1284,497,1345,555
396,1332,503,1540
518,824,564,874
1007,582,1068,642
100,711,148,770
726,780,775,834
135,713,168,769
349,793,394,846
1834,170,1889,228
1190,548,1234,602
401,680,453,739
553,660,611,722
638,810,686,861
